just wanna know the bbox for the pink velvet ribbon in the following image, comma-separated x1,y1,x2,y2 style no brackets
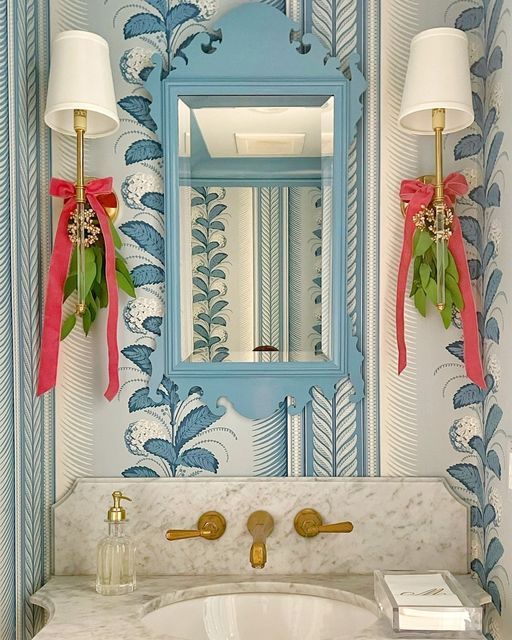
396,172,486,389
37,177,120,401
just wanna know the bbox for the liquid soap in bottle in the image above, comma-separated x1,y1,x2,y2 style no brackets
96,491,136,595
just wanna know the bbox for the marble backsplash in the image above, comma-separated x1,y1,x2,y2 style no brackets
53,478,469,576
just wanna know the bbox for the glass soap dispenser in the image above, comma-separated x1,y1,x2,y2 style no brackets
96,491,136,596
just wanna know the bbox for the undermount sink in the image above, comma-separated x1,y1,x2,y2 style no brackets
142,584,379,640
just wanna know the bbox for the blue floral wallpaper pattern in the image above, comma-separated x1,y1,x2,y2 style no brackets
445,2,507,638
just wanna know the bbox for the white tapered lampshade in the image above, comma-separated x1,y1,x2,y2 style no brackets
399,27,474,134
45,30,119,138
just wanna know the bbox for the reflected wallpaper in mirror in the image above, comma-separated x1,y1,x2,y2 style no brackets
178,96,334,363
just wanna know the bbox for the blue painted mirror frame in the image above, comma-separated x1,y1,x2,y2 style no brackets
146,3,366,419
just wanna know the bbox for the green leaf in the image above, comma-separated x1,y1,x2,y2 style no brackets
414,288,427,316
60,313,76,340
93,247,103,284
64,274,76,300
419,262,431,289
98,278,108,307
413,229,433,257
446,249,459,282
82,307,92,336
116,270,136,297
108,218,122,249
84,260,96,297
426,278,438,306
115,256,133,284
446,273,464,311
440,290,453,328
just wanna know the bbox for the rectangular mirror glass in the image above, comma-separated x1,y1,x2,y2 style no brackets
177,95,334,364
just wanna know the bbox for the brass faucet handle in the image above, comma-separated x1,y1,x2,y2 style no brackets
166,511,226,541
294,508,353,538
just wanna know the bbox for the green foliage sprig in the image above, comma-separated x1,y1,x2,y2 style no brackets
61,219,135,340
409,228,463,328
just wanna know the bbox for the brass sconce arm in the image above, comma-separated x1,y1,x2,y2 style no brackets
165,511,226,541
294,508,353,537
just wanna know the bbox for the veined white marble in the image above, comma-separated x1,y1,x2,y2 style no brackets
53,478,469,575
30,574,489,640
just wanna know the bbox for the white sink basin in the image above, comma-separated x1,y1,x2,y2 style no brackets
142,584,379,640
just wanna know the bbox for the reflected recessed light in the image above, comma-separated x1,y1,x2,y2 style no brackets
234,133,305,156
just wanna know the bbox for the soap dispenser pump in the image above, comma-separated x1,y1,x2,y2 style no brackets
96,491,136,595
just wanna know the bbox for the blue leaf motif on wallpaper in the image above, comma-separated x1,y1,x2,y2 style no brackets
118,96,157,132
485,132,504,185
486,538,504,577
471,57,488,79
447,463,484,505
486,317,500,344
453,383,485,409
122,344,154,375
482,242,495,270
469,185,486,208
483,504,497,528
446,340,464,362
125,140,163,165
486,450,501,478
471,558,486,587
468,259,482,280
487,580,502,614
471,505,483,527
131,264,165,286
175,405,219,449
122,465,159,478
484,269,502,317
485,404,503,444
458,216,482,249
468,436,486,465
120,220,164,263
144,0,167,17
488,0,504,45
454,134,483,160
144,438,177,465
486,183,501,207
488,46,503,74
178,447,219,473
142,316,162,335
483,108,497,141
455,6,484,30
165,3,200,34
141,192,164,214
472,93,484,130
128,387,164,412
124,12,165,39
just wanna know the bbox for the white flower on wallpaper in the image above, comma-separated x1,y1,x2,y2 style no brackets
448,416,481,453
125,419,171,456
123,297,164,334
122,173,163,211
120,47,156,84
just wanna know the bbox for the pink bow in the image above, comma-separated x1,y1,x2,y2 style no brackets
37,177,120,401
396,173,485,389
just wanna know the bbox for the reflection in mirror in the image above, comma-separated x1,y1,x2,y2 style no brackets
178,96,334,363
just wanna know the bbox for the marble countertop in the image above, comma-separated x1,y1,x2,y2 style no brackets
31,574,489,640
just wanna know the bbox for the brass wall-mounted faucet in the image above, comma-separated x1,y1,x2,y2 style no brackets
247,510,274,568
166,511,226,541
294,509,353,537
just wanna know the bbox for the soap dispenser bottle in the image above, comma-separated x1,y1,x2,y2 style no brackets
96,491,136,595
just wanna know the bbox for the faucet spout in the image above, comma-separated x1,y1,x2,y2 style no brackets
247,510,274,569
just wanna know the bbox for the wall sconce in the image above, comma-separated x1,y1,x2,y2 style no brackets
399,27,474,310
45,30,119,316
396,27,485,388
38,31,133,401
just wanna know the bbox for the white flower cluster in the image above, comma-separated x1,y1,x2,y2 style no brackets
488,220,502,255
124,297,163,334
490,82,504,119
488,486,503,526
449,415,481,452
487,355,501,390
124,420,170,456
122,173,162,210
120,47,154,85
